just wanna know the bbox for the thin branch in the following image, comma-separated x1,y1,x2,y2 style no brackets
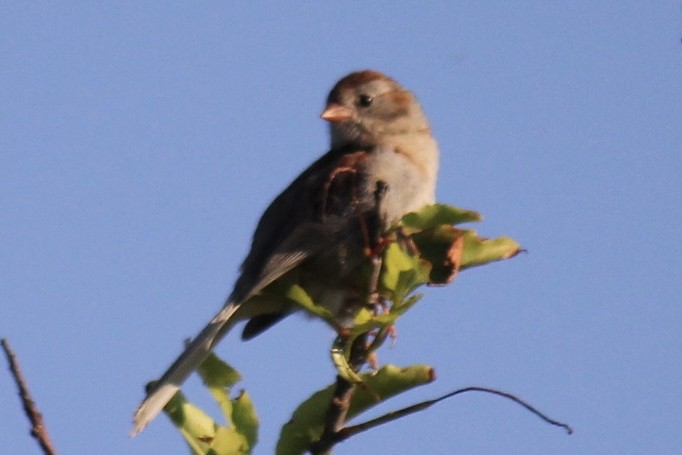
1,338,59,455
336,385,573,443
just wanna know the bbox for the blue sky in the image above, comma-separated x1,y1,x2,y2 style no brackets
2,2,681,454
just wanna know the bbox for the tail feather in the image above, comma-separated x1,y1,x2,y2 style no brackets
131,302,241,436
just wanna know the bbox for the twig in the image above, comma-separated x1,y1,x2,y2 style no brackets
1,338,59,455
311,334,369,455
336,385,573,442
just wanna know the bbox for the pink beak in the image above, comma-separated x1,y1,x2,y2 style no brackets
320,103,353,123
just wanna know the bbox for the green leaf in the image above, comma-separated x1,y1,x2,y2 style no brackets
379,242,431,304
347,294,422,339
460,231,521,270
197,354,241,426
400,203,481,232
263,280,335,324
276,364,435,455
206,426,250,455
197,352,242,388
231,391,259,450
163,391,218,454
163,354,259,455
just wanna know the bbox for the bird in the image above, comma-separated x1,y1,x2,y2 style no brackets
132,70,440,435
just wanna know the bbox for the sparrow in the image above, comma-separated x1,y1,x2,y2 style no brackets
132,70,440,435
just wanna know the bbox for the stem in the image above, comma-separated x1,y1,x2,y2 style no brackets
310,181,388,455
1,338,59,455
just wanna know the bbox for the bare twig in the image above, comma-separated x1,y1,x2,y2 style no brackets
336,385,573,443
1,338,59,455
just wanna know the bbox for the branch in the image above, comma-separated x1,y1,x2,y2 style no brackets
1,338,59,455
310,333,368,455
337,386,573,443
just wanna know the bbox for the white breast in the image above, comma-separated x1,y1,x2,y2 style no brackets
366,134,439,225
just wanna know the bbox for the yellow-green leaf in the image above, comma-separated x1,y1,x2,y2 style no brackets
400,203,481,232
163,391,217,454
231,391,259,450
163,355,259,455
264,281,335,324
276,364,435,455
207,426,250,455
460,231,522,270
379,242,430,304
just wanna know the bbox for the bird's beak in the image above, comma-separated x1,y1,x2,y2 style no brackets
320,103,353,123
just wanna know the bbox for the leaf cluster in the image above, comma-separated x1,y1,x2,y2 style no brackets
162,204,521,454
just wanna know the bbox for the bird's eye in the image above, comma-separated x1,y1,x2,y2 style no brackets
358,94,373,108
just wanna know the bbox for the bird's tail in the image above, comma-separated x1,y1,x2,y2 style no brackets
131,302,241,436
